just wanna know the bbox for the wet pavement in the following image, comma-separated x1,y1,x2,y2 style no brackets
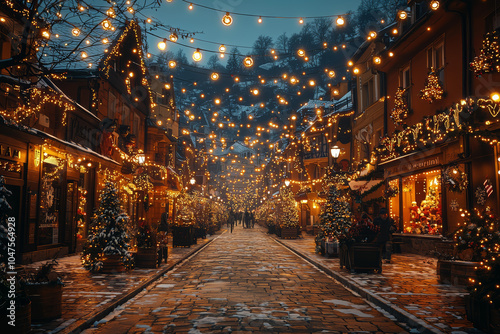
275,230,481,333
83,224,407,333
18,224,483,333
23,233,216,334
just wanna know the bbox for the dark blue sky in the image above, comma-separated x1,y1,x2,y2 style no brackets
144,0,363,64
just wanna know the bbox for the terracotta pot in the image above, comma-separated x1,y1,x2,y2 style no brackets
26,284,62,322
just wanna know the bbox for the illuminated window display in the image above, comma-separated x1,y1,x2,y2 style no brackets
389,169,442,235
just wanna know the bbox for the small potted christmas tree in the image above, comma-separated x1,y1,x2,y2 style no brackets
278,187,300,239
81,182,133,273
134,223,157,268
172,191,195,247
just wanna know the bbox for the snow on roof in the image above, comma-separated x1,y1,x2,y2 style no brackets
297,100,335,112
334,91,353,113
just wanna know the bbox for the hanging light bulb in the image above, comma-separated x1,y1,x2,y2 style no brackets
192,48,202,62
219,44,226,53
297,49,306,57
369,31,377,39
258,16,263,24
430,0,440,10
190,38,194,43
169,33,178,42
220,53,225,58
168,60,177,68
353,67,360,75
214,98,221,105
251,88,259,96
222,12,233,26
299,18,304,24
71,27,81,37
211,72,220,80
336,16,345,26
81,51,88,59
373,56,382,65
158,40,167,50
398,11,408,20
243,56,254,67
102,19,112,30
308,79,316,86
328,70,335,78
290,77,298,84
188,3,193,10
106,7,116,18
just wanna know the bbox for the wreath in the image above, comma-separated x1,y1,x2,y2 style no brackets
385,185,399,198
442,165,468,193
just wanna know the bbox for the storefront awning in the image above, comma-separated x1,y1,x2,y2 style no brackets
349,180,383,194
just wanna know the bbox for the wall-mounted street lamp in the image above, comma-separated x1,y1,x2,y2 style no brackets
330,146,340,160
284,179,290,187
190,177,196,185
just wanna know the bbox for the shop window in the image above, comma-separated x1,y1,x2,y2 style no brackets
402,169,442,235
399,65,411,110
39,155,65,245
388,179,400,226
427,40,445,83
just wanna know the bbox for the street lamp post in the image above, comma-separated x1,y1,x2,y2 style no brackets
190,177,196,185
330,145,340,176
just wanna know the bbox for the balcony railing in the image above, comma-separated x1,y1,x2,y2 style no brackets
303,143,328,160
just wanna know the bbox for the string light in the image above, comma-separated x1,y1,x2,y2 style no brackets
168,60,177,68
243,56,254,67
192,48,202,61
222,12,233,26
336,16,345,26
299,17,304,24
398,11,408,20
258,16,262,23
211,72,220,80
188,3,193,10
430,0,440,10
219,44,226,53
169,32,178,42
71,27,81,37
158,40,167,50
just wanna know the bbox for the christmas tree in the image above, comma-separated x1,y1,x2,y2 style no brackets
316,184,352,252
278,187,299,229
419,69,443,103
174,191,195,226
81,182,133,271
470,31,500,77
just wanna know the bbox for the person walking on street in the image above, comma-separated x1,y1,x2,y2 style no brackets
157,209,169,264
250,211,255,228
230,210,235,233
244,210,250,228
373,208,397,263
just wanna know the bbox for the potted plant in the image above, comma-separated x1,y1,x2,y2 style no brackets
20,259,63,322
278,187,300,239
344,215,382,273
134,223,157,268
81,182,133,273
172,191,195,247
461,208,500,333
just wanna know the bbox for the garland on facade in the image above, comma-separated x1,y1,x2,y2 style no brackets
442,165,468,193
419,68,444,103
390,87,409,125
470,31,500,77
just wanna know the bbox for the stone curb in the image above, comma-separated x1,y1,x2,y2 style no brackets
61,233,223,334
272,236,444,334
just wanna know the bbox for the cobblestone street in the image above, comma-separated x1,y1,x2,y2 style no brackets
84,225,407,333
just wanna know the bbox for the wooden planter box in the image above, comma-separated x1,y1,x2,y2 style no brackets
172,226,193,247
466,295,500,333
325,241,339,257
195,227,207,239
101,254,126,273
281,227,298,239
344,243,382,273
0,301,30,333
437,260,479,286
25,284,62,322
135,247,158,268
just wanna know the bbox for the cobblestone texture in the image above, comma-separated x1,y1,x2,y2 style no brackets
83,225,408,333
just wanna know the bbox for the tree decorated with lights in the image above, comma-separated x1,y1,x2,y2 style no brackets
278,187,299,229
453,207,500,310
470,31,500,77
81,181,133,271
316,180,353,252
419,68,443,103
391,87,409,125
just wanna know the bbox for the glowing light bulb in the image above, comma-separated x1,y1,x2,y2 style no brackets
328,70,335,78
192,49,202,62
243,56,254,67
157,40,166,50
373,56,382,65
168,60,177,68
398,11,408,20
188,3,193,10
491,92,500,102
41,29,50,39
211,72,220,80
353,67,360,75
297,49,305,57
258,16,262,23
252,89,259,96
214,98,221,105
430,0,440,10
299,18,304,24
71,27,81,37
102,19,112,30
81,51,88,59
309,80,316,86
222,12,233,26
219,44,226,53
336,16,345,26
169,33,178,42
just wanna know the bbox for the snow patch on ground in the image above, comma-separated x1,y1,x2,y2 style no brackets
322,300,368,309
335,308,374,318
156,283,175,288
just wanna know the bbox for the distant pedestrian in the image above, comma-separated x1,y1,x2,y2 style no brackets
250,211,255,228
373,208,397,263
157,209,169,264
230,210,235,233
244,210,250,228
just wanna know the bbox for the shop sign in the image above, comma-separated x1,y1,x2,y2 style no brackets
384,155,440,178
